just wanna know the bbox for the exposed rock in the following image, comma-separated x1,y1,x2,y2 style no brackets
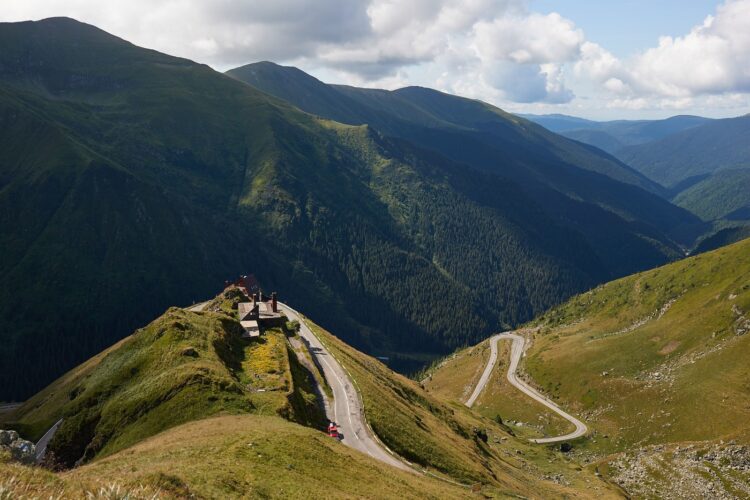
610,443,750,499
0,429,19,446
180,347,199,357
0,429,36,464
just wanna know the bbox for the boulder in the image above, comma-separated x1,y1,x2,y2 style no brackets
9,439,36,464
0,429,36,464
0,429,19,446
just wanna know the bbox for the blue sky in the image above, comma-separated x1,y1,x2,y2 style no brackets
532,1,718,58
3,0,750,120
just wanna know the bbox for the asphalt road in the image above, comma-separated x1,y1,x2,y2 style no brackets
466,332,588,444
0,403,22,415
35,418,63,462
279,303,410,471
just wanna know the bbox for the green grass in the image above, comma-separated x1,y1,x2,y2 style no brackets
1,298,623,497
424,338,573,440
421,338,491,403
522,237,750,456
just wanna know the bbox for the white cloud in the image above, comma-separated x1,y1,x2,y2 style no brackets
628,0,750,97
473,13,583,64
577,0,750,101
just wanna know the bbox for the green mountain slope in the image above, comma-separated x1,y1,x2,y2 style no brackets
427,238,750,496
524,238,750,456
230,62,672,198
672,168,750,221
694,225,750,254
0,18,701,400
229,62,705,249
524,113,712,155
617,115,750,188
562,128,625,154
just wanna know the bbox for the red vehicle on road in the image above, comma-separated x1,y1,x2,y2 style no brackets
327,422,339,438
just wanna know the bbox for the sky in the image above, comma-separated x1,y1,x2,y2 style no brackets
3,0,750,120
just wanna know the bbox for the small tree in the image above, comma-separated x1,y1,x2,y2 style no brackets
286,320,301,335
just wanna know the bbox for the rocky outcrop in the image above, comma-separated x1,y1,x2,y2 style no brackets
732,305,750,336
0,429,36,464
611,443,750,499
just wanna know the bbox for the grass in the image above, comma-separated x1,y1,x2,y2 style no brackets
71,415,477,499
521,237,750,456
424,338,573,440
304,319,622,498
0,293,322,468
421,338,491,403
0,415,473,499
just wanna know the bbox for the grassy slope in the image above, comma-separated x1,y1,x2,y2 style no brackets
421,339,491,404
0,289,323,468
424,339,573,441
0,415,474,500
522,238,750,458
305,320,621,497
0,302,623,498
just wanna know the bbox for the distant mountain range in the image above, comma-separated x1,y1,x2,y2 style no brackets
525,112,750,242
0,18,712,400
520,113,713,154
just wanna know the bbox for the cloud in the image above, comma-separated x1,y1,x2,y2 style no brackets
577,0,750,101
473,12,583,64
628,0,750,97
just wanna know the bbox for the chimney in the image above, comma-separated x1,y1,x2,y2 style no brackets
271,292,278,313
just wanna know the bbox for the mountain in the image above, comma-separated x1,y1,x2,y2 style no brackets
560,128,626,154
694,224,750,254
229,62,706,245
0,18,700,400
0,290,617,497
231,63,666,196
672,168,750,221
524,113,712,155
518,113,599,132
617,115,750,188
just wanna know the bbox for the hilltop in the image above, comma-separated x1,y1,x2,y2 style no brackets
1,288,323,468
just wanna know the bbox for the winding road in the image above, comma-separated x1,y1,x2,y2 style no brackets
279,303,410,471
465,332,588,444
186,298,408,469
